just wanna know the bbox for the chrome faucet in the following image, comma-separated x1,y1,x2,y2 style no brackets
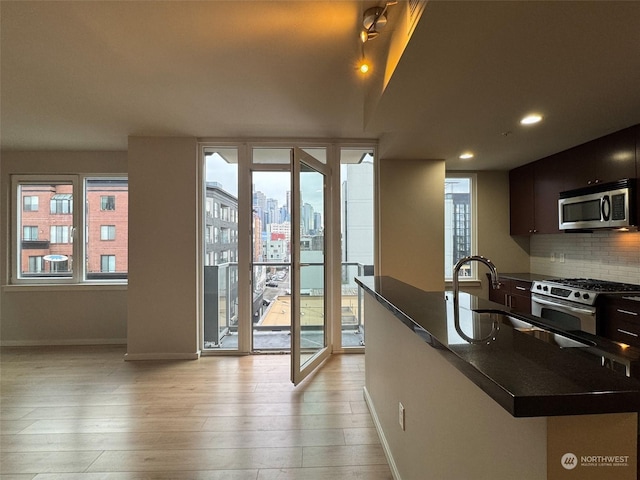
452,255,501,343
453,255,500,301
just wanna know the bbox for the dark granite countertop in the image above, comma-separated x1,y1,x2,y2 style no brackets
357,275,640,418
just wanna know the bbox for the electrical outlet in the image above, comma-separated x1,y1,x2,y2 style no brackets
399,402,405,430
550,252,556,262
559,253,565,263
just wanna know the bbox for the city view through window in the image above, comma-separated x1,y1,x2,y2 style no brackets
445,176,473,279
203,147,374,352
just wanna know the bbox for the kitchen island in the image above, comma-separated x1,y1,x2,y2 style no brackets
357,275,640,480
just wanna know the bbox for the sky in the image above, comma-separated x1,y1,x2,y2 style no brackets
206,153,324,213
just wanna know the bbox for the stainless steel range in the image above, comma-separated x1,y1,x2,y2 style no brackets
531,278,640,334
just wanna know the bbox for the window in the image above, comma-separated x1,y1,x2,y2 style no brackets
51,260,69,273
101,196,115,211
50,194,73,214
221,227,230,244
28,256,44,273
23,196,38,212
221,205,230,221
23,226,38,241
12,175,127,284
100,225,116,241
339,147,375,350
445,175,476,280
50,225,71,244
100,255,116,272
86,179,128,280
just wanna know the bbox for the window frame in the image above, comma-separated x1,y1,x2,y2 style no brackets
100,195,116,211
50,225,72,244
444,173,478,282
11,174,128,285
28,255,44,273
50,194,73,214
100,254,117,273
22,225,38,241
100,225,116,241
23,195,39,212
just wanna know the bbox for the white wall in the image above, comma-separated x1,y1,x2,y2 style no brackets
459,171,531,298
0,151,128,345
378,159,445,291
531,231,640,284
126,136,200,360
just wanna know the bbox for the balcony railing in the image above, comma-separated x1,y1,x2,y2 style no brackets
203,262,373,350
21,240,50,249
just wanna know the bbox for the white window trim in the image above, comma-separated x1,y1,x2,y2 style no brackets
100,225,116,241
11,174,128,286
444,173,478,282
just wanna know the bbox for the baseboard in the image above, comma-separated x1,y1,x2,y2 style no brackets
0,338,127,347
124,351,201,361
363,385,402,480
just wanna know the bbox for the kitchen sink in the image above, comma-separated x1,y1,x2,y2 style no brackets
471,309,637,377
472,309,596,349
513,326,590,348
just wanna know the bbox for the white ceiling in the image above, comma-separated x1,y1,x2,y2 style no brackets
2,1,640,171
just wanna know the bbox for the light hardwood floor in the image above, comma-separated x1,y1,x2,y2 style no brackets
0,346,392,480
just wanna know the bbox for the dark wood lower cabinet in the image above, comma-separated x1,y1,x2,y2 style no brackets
600,296,640,348
488,276,532,315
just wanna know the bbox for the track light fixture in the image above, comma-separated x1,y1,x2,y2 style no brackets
360,2,397,43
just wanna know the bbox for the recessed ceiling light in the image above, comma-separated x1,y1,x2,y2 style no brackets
520,114,543,125
459,152,474,159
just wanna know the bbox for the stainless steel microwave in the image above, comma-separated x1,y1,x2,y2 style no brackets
558,179,636,230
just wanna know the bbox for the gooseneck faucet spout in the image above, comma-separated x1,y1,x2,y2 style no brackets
453,255,500,307
452,255,501,343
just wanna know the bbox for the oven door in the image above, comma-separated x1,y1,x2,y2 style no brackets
531,293,597,334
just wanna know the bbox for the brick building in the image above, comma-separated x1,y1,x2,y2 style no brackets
19,179,128,277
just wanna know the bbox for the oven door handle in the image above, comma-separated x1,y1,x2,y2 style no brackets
532,296,595,315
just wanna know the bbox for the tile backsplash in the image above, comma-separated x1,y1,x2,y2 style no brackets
530,231,640,285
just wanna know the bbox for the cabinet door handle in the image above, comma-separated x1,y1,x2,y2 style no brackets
617,328,639,338
515,286,527,291
617,308,638,316
504,294,513,307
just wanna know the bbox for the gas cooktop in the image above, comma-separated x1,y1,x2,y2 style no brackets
549,278,640,292
531,278,640,306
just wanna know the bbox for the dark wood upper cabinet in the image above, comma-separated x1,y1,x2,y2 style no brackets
509,163,535,235
637,124,640,175
509,124,639,236
532,156,563,234
509,157,562,235
561,125,638,192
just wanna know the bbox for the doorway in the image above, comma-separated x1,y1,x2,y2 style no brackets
251,170,292,351
201,143,373,382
